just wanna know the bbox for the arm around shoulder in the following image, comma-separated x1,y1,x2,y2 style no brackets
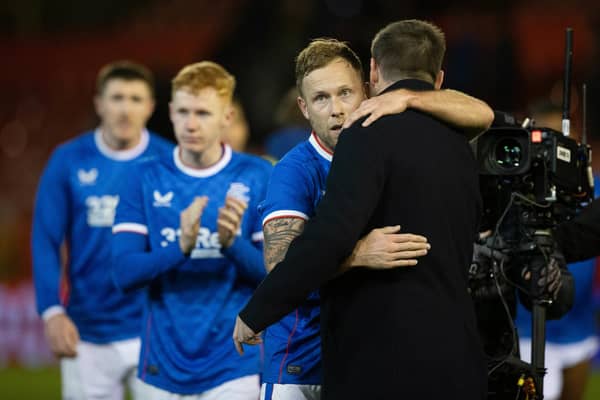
344,88,493,140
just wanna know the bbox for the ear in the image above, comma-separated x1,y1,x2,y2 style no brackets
94,94,103,117
147,98,156,117
434,70,444,90
363,81,371,99
222,103,234,127
297,96,310,120
369,58,379,88
168,101,175,124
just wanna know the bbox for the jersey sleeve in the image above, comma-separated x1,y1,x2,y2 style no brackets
31,147,70,319
258,157,314,225
111,165,186,292
112,163,148,235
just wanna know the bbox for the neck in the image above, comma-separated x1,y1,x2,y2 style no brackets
373,79,394,96
180,143,223,169
100,127,141,151
376,74,435,95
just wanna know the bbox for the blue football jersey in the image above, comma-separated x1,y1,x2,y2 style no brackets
112,144,272,394
32,129,173,343
257,133,331,385
516,176,600,344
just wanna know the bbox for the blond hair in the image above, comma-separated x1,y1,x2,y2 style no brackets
172,61,236,100
295,38,363,97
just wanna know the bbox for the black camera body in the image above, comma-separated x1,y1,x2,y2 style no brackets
473,127,592,235
470,126,593,399
470,125,592,321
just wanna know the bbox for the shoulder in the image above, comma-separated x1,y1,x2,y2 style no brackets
344,109,457,143
268,145,317,186
232,152,273,176
53,131,95,155
266,144,322,195
45,131,95,168
371,109,429,127
118,156,172,203
275,141,320,173
147,131,175,151
385,108,457,130
137,134,174,164
39,132,97,184
279,141,314,163
131,150,172,179
336,123,379,148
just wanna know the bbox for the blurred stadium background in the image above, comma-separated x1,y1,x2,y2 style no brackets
0,0,599,398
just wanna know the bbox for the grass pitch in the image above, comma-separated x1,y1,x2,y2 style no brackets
0,367,599,399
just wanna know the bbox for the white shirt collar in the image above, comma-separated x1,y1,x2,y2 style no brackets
94,129,150,161
173,144,232,177
308,132,333,162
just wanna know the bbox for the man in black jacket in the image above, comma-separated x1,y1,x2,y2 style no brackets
234,19,488,399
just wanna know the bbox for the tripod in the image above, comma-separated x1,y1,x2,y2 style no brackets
472,231,560,399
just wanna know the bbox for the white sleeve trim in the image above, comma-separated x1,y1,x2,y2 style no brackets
113,222,148,235
262,210,309,227
251,231,264,242
42,305,66,322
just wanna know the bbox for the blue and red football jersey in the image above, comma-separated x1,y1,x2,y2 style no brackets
258,133,331,385
112,144,271,394
32,129,172,343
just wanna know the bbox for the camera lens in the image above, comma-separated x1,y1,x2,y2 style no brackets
494,138,522,169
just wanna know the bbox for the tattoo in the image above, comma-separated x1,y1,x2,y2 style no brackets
263,218,306,272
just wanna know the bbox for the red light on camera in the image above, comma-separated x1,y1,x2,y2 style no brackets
531,130,542,143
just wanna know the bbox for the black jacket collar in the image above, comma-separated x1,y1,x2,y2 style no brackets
380,79,434,95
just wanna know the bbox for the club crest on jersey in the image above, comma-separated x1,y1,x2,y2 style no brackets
227,182,250,203
77,168,98,185
85,195,119,227
153,190,174,207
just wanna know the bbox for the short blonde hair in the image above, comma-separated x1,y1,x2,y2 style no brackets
295,38,363,97
171,61,236,100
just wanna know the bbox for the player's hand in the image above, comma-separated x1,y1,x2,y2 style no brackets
350,225,430,268
179,196,208,254
44,313,79,358
232,316,262,355
217,196,248,249
343,89,416,128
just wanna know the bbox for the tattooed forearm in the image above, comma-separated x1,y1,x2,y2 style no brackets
263,218,306,272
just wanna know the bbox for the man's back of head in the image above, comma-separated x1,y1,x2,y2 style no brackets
371,19,446,85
